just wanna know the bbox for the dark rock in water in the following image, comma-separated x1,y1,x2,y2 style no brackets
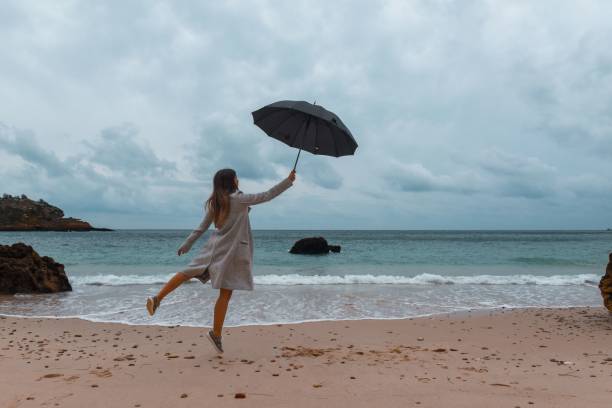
290,237,341,255
328,245,341,253
599,252,612,312
0,243,72,294
0,194,112,231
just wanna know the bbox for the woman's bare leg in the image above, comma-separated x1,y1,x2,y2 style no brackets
213,288,233,337
156,272,190,302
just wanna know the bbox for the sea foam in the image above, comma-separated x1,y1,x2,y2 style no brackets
72,272,600,287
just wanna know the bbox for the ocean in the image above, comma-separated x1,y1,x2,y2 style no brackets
0,230,608,327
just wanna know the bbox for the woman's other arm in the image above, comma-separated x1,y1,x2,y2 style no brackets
177,210,213,255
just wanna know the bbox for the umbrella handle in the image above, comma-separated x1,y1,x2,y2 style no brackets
292,148,302,171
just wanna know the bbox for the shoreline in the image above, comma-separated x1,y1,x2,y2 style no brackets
2,306,611,407
0,303,604,329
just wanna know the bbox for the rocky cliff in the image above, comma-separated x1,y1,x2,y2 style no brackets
599,253,612,312
0,243,72,294
0,194,112,231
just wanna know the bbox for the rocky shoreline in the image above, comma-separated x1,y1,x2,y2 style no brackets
599,253,612,312
0,243,72,294
0,194,112,232
0,225,113,232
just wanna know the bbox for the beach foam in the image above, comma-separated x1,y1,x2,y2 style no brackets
71,272,601,287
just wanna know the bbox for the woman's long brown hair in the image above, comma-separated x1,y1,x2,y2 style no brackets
205,168,237,228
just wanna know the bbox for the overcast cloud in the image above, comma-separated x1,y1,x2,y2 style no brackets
1,0,611,229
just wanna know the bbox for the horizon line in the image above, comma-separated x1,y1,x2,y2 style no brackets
7,228,607,232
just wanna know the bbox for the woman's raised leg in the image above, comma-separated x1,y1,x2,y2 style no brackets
146,272,190,316
157,272,190,302
213,288,233,337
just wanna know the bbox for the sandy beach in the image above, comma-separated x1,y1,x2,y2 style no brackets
1,307,610,407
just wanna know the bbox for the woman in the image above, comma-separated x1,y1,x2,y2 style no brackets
146,168,296,353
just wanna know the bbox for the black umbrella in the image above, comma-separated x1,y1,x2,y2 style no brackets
251,100,357,170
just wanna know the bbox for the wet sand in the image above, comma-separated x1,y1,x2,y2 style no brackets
1,307,611,407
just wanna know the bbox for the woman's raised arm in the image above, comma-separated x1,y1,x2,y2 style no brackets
236,171,295,206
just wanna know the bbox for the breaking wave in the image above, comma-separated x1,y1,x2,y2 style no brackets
72,272,600,287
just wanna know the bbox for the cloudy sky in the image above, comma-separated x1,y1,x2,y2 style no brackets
1,0,611,229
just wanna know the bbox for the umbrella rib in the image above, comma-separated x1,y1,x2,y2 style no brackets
253,107,282,124
313,118,319,155
293,115,310,148
266,110,302,139
324,120,340,157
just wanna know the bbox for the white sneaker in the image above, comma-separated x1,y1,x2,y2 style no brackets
207,330,224,354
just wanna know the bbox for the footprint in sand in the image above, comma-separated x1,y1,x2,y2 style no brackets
113,354,136,361
90,369,112,378
37,373,63,381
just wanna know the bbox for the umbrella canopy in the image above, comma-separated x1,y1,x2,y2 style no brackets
252,100,357,169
